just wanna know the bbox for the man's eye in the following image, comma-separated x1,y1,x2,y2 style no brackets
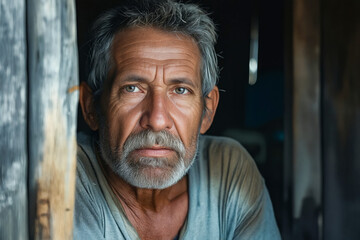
124,85,140,92
174,87,189,94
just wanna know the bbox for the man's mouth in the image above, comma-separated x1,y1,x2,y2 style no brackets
133,146,176,158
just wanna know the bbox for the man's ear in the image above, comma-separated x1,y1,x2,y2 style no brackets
200,86,219,134
79,82,99,131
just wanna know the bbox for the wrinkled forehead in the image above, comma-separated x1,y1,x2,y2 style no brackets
112,27,201,63
95,27,204,94
113,27,200,59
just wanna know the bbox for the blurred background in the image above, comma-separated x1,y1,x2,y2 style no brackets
75,0,360,239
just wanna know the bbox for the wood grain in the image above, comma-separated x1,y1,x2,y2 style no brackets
27,0,79,239
292,0,321,220
0,0,28,239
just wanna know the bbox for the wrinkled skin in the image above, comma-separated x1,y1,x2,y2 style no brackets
80,27,219,240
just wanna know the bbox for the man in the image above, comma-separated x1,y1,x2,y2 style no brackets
75,0,281,239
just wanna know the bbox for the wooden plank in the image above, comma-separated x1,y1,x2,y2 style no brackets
293,0,321,215
27,0,79,239
322,0,360,239
282,0,293,237
292,0,321,237
0,0,28,239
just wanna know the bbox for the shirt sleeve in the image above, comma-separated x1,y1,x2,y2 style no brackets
73,155,106,240
210,136,281,240
233,187,281,240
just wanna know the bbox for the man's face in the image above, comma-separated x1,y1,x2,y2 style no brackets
93,27,213,189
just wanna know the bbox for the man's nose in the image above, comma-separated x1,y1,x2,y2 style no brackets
139,91,173,132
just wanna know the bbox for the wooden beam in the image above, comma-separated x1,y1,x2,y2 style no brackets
292,0,322,237
0,0,28,239
322,0,360,239
27,0,79,239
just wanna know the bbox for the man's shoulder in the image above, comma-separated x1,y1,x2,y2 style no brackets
200,134,245,148
199,134,256,167
197,134,264,203
76,132,99,185
76,132,92,168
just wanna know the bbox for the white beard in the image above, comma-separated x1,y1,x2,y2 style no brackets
98,129,199,189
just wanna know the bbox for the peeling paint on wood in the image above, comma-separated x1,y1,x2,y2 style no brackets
0,0,28,239
27,0,79,239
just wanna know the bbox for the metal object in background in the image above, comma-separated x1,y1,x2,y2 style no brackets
249,1,259,85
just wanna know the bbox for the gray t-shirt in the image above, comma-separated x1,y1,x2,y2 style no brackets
74,133,281,239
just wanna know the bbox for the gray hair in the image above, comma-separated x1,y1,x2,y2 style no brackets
87,0,218,100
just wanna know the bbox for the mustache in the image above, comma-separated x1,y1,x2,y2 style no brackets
121,130,186,157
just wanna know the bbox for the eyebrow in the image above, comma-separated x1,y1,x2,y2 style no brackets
121,75,148,83
121,75,196,88
167,78,196,88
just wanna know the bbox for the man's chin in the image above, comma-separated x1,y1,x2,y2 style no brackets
113,162,188,189
140,166,174,176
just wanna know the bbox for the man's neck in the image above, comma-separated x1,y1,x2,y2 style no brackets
95,149,188,212
97,154,189,240
106,163,188,212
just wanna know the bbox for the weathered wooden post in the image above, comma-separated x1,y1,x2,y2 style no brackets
322,0,360,239
0,0,28,239
27,0,79,239
288,0,360,238
290,0,322,238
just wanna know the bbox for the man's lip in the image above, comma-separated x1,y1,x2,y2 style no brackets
133,147,175,157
